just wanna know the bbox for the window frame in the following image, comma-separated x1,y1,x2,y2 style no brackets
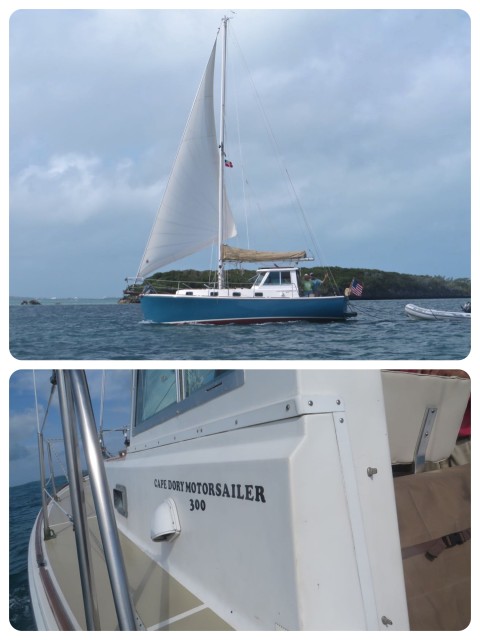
133,370,245,436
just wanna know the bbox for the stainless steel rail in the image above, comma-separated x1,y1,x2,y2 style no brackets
33,371,56,541
36,430,54,541
69,370,137,631
57,371,100,630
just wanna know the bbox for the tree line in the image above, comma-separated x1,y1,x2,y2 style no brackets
122,266,470,301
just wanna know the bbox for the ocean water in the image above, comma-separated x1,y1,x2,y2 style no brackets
10,297,470,360
9,481,43,630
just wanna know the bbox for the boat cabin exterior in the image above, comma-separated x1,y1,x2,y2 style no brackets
28,369,470,631
251,267,300,296
174,267,301,299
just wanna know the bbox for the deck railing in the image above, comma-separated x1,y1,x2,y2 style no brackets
34,370,137,631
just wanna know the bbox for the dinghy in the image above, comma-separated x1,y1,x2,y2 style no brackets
405,303,471,320
129,17,355,325
27,369,470,630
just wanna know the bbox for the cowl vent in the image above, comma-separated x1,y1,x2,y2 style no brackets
150,498,181,542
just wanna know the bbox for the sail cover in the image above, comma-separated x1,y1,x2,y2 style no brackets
221,245,307,262
138,42,236,279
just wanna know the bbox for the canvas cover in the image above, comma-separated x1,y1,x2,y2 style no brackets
221,245,307,263
394,464,471,630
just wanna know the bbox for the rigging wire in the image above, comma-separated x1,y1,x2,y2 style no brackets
228,26,311,242
99,371,106,433
33,370,57,435
228,23,342,294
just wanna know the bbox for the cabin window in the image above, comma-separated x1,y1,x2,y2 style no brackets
254,271,292,286
263,272,280,285
184,370,226,396
134,370,244,435
135,370,177,425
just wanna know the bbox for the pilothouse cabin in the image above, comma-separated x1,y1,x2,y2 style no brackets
251,267,300,296
175,267,301,298
28,369,470,631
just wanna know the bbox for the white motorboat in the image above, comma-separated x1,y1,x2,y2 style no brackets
27,369,470,631
405,303,471,320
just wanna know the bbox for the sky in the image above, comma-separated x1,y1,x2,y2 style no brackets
9,369,133,486
8,5,472,299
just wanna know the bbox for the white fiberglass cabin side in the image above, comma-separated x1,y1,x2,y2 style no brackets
250,267,301,297
105,369,408,631
28,369,470,631
173,267,302,298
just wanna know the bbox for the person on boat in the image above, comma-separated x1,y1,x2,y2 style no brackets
311,272,328,297
302,274,313,297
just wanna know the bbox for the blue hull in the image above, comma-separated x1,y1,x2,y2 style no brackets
140,294,355,325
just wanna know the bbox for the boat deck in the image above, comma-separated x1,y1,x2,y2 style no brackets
35,481,231,631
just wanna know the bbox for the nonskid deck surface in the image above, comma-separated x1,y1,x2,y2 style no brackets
38,482,231,631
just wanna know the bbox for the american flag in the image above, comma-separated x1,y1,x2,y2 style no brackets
350,278,364,297
224,159,233,168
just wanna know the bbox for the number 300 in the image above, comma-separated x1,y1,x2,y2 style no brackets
189,499,206,511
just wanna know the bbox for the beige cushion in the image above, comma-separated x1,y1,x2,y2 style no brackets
394,464,471,630
381,371,470,466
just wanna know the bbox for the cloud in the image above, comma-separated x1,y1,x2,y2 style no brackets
9,407,39,449
12,152,162,225
9,9,471,296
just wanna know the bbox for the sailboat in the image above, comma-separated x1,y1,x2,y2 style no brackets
132,17,356,325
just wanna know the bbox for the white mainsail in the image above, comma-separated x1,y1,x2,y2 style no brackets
138,42,236,279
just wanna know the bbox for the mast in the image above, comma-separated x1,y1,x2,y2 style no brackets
217,16,228,289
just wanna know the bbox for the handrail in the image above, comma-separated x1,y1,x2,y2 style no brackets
69,370,138,631
33,371,56,541
57,371,100,630
37,430,55,541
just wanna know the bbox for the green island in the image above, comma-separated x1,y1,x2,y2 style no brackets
120,267,471,302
